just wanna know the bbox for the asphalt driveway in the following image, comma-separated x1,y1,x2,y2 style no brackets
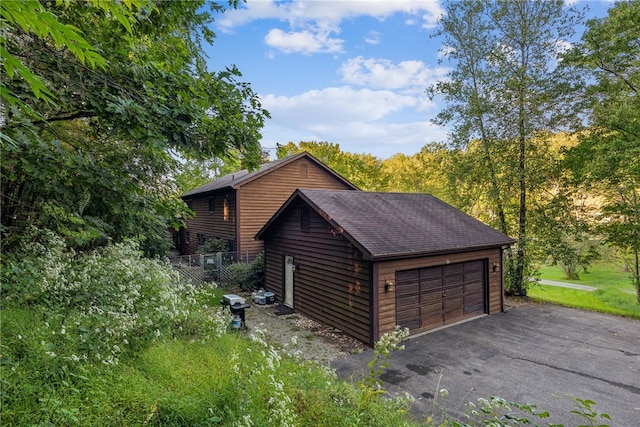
332,301,640,426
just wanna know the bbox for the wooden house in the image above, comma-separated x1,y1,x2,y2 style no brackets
256,189,514,346
177,153,358,257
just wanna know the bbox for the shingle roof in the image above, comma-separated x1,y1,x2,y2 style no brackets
259,189,514,259
181,152,357,198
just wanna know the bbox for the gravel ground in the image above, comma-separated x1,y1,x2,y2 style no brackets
242,301,369,366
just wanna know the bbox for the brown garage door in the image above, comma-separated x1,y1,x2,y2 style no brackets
395,260,486,333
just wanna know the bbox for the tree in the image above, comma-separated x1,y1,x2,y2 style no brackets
382,143,457,200
563,0,640,301
276,141,388,191
1,1,269,256
430,0,582,294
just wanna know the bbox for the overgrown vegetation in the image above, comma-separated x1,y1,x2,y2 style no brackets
1,229,612,425
0,232,417,425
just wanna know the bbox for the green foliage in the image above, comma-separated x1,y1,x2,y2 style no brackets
531,190,601,280
1,227,230,364
364,326,410,389
224,252,265,290
198,236,229,253
431,0,584,295
1,0,268,258
276,141,388,190
562,0,640,301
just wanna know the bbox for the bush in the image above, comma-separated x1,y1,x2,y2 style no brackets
197,236,228,253
1,227,230,366
224,251,264,290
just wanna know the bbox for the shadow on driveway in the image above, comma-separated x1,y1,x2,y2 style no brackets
332,301,640,426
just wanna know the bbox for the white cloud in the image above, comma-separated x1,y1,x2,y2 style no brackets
264,27,344,54
219,1,445,29
262,86,418,125
261,118,447,159
217,0,445,54
339,56,450,93
258,85,446,158
363,31,381,45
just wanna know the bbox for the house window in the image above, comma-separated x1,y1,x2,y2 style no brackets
185,232,190,245
197,234,206,247
299,163,308,178
223,197,229,221
300,207,310,232
208,197,215,213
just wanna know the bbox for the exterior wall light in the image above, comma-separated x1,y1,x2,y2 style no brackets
385,279,395,292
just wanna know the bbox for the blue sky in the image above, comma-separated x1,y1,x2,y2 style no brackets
205,1,613,160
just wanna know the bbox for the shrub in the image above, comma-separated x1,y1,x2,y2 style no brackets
1,227,230,366
198,236,229,253
224,251,264,290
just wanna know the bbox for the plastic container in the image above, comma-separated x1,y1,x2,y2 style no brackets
264,291,275,304
231,315,241,329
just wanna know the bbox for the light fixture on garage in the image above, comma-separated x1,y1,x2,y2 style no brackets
493,262,500,273
384,279,395,292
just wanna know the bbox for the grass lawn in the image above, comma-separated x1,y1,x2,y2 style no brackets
528,260,640,319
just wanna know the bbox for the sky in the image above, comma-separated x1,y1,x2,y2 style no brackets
205,0,614,160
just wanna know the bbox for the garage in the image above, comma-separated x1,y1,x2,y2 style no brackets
257,189,512,345
395,260,486,333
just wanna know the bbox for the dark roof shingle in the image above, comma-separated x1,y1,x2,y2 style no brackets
262,189,513,259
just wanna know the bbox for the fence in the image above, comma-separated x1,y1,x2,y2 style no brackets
170,250,262,285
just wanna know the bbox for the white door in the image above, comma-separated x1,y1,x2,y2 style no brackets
284,255,295,308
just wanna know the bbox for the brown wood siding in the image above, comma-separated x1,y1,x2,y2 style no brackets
182,191,237,254
237,157,355,255
374,248,503,341
262,199,371,344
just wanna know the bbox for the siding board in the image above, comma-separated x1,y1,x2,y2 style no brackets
262,198,371,344
180,156,355,255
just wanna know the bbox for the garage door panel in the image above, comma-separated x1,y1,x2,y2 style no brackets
396,260,486,333
421,292,442,304
464,301,484,315
421,277,442,291
421,314,443,329
443,285,463,296
420,266,442,277
420,301,442,317
443,274,464,287
397,295,420,309
443,309,465,323
464,271,483,282
398,318,421,330
396,281,419,296
444,264,464,275
397,306,420,319
464,294,483,312
464,280,483,291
